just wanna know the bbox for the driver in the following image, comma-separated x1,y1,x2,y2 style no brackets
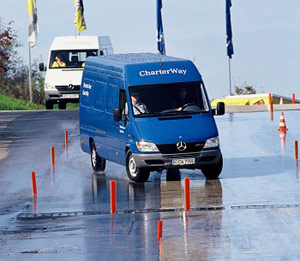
177,87,189,111
131,92,149,115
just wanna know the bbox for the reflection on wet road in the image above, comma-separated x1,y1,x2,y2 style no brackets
0,110,300,259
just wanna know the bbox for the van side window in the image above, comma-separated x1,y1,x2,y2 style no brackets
119,89,128,121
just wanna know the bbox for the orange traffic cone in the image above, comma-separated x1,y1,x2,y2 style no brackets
278,112,288,131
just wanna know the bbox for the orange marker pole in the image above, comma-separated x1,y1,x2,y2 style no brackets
268,93,272,105
65,130,68,148
184,178,190,211
33,194,37,214
270,101,274,121
269,92,273,120
110,180,117,214
292,93,296,104
31,171,37,195
157,220,163,240
51,146,55,166
295,140,299,160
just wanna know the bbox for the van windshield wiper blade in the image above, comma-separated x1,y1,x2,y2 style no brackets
135,111,183,117
135,110,207,117
135,113,162,117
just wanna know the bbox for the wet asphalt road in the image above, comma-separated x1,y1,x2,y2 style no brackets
0,110,300,260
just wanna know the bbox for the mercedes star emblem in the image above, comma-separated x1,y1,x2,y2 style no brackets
68,84,74,90
176,141,187,151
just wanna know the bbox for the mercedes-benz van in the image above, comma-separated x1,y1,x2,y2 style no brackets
79,53,225,182
40,36,113,109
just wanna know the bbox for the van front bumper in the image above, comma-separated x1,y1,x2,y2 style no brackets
132,148,221,170
45,89,80,104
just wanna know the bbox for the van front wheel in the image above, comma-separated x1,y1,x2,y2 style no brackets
59,102,66,110
126,151,150,182
201,154,223,179
45,100,53,110
91,144,106,172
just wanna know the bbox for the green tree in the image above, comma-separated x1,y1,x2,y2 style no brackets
234,84,256,95
0,18,44,104
0,18,20,74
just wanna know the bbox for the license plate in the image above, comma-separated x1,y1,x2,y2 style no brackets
171,158,195,166
62,94,79,99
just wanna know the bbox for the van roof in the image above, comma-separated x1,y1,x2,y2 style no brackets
85,53,202,86
50,36,110,50
88,52,186,66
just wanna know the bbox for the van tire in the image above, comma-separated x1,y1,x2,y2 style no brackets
59,102,66,110
45,100,53,110
201,154,223,179
126,151,150,182
91,144,106,172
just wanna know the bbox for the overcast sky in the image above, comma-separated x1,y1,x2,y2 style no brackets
1,0,300,99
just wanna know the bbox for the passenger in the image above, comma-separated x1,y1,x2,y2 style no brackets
131,92,148,115
52,55,66,68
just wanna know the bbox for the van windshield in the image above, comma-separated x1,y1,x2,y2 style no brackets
129,81,210,117
49,49,98,69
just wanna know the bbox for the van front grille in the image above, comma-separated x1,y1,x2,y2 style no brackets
157,142,205,154
56,85,80,92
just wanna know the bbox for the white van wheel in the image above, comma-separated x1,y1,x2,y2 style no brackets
59,102,66,110
91,144,106,172
126,151,150,182
45,100,53,110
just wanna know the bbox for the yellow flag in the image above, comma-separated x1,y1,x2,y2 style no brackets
27,0,38,47
74,0,87,34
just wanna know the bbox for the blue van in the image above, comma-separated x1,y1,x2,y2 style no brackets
79,53,225,182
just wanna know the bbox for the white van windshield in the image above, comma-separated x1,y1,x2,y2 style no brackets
49,49,98,69
129,81,210,117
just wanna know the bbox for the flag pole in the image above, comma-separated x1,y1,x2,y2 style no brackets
28,43,33,103
225,0,234,96
228,57,232,95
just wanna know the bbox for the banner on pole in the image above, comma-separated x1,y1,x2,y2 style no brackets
156,0,166,55
27,0,38,48
74,0,87,35
226,0,234,58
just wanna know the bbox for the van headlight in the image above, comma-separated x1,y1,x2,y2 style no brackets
45,83,56,90
203,137,219,148
136,141,159,152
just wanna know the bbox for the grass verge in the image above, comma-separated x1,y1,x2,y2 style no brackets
0,94,44,110
0,95,79,110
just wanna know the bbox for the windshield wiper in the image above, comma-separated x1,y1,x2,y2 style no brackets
135,113,162,117
135,110,208,118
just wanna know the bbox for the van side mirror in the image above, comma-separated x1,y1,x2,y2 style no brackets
213,102,225,116
39,63,45,71
113,108,122,121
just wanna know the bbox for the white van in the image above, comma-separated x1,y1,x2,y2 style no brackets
40,36,114,109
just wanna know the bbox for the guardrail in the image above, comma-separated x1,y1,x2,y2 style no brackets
223,104,300,113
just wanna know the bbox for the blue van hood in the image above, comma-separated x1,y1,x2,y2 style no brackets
133,114,218,145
